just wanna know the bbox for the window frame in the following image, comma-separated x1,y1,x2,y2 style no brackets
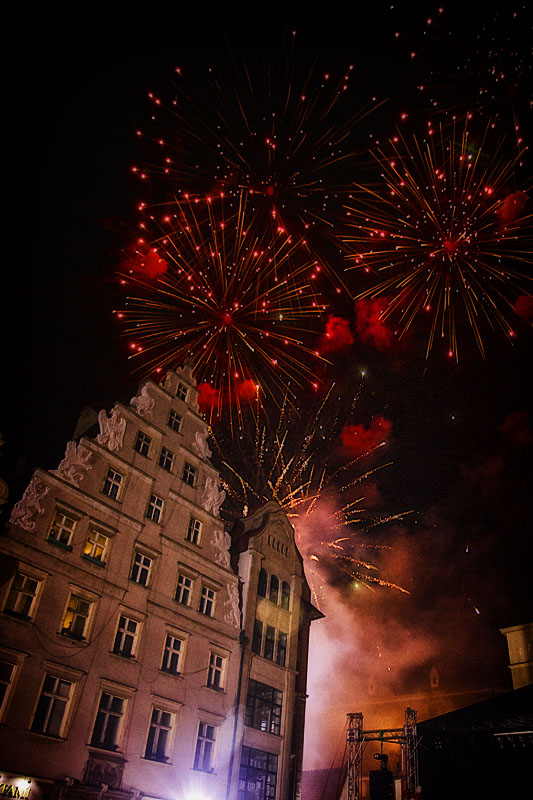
206,651,226,691
175,573,194,607
112,613,142,660
238,746,278,800
193,721,217,773
161,633,186,676
144,706,175,762
176,382,188,402
47,509,77,549
186,516,202,545
2,568,44,621
0,647,27,722
130,551,153,587
146,493,164,524
245,679,283,736
159,446,175,472
168,409,182,432
102,466,124,501
182,461,198,487
199,585,217,618
29,665,82,739
134,430,152,457
60,591,94,641
83,527,110,566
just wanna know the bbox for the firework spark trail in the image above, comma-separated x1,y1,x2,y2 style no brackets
344,119,533,359
214,386,412,596
133,32,383,291
117,191,330,427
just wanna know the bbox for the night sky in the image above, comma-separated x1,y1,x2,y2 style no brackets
4,0,532,767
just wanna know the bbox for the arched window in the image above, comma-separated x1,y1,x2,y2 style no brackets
281,581,291,610
257,568,267,598
269,574,279,605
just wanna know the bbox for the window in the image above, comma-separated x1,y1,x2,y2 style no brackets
31,674,73,737
168,409,182,432
251,619,263,655
269,575,279,605
186,516,202,545
281,582,291,610
182,462,198,487
199,586,216,617
159,447,175,472
145,707,173,762
238,747,278,800
257,569,267,597
276,632,287,667
61,594,91,640
194,722,216,772
245,680,283,736
264,625,275,661
161,635,184,675
112,615,140,659
131,552,152,586
176,382,188,402
103,467,123,500
91,692,125,750
4,572,40,619
175,574,193,606
48,510,76,548
83,529,109,565
134,431,152,457
146,494,164,523
207,652,225,690
0,660,16,716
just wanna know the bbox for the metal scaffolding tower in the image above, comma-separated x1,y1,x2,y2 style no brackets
346,708,419,799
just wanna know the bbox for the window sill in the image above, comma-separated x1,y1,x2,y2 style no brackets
3,610,32,622
160,668,183,679
26,730,67,743
109,651,137,662
60,631,87,643
47,538,73,552
192,767,215,775
205,684,225,693
82,554,106,568
142,755,171,765
89,743,120,753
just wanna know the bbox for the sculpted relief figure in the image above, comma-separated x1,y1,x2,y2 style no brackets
224,582,241,628
52,441,93,486
192,429,212,460
130,384,155,418
10,477,50,531
212,527,231,568
202,477,226,517
97,408,126,452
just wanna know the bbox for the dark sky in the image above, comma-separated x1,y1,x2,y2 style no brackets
4,1,532,722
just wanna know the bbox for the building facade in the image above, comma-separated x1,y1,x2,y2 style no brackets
0,364,321,800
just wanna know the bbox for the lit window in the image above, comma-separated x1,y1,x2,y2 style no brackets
245,679,283,735
61,594,91,640
175,574,193,606
83,529,109,564
91,692,125,750
0,661,16,716
168,410,182,432
112,615,140,659
207,652,225,690
48,510,76,548
161,635,184,675
257,569,267,597
134,431,152,457
276,632,287,667
159,447,175,472
269,575,279,605
102,467,123,500
176,382,188,402
4,573,40,619
31,674,73,737
194,722,216,772
145,707,173,762
199,586,216,617
146,494,164,523
281,582,291,610
238,747,278,800
182,462,198,487
186,516,202,545
131,552,152,586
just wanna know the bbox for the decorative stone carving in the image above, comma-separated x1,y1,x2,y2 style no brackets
212,527,231,568
163,371,174,391
224,582,240,628
130,384,155,417
52,441,93,486
192,429,212,460
83,751,125,789
202,477,226,517
97,408,126,452
9,476,49,531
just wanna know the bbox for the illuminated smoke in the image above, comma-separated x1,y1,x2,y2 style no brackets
341,416,392,457
354,298,395,350
322,315,355,353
